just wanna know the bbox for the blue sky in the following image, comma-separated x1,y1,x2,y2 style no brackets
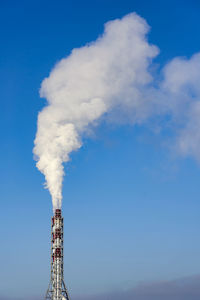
1,0,200,299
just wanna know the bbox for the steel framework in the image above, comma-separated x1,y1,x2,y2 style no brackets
45,209,70,300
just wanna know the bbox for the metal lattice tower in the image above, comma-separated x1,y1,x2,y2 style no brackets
45,209,70,300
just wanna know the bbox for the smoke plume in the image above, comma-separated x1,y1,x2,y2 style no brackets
34,12,200,210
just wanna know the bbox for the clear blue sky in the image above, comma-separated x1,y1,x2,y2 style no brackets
1,0,200,299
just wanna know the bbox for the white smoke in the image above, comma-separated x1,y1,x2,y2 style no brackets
34,12,200,210
161,53,200,159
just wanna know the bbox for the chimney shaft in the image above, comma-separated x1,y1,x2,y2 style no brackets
45,209,70,300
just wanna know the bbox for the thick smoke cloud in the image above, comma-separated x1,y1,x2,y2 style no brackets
34,12,200,210
33,13,158,209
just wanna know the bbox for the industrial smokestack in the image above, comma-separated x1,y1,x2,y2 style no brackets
45,209,70,300
35,11,200,299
